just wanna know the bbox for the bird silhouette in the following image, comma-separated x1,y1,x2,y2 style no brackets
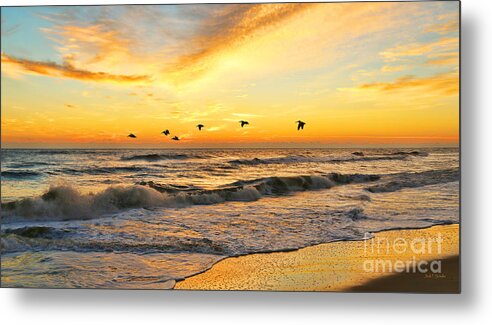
171,136,180,141
296,120,306,131
162,129,170,136
197,124,204,131
128,133,137,138
239,120,249,127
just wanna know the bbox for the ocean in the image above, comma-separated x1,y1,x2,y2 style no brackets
0,148,459,288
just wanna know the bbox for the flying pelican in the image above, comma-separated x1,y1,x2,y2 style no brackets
296,120,306,131
239,120,249,127
128,133,137,138
171,136,180,141
162,129,170,136
197,124,204,131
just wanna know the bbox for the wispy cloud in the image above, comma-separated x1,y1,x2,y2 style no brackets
1,17,20,36
381,65,406,73
380,37,458,62
357,72,458,95
165,3,314,82
425,12,459,35
1,54,150,83
41,24,132,67
426,52,459,66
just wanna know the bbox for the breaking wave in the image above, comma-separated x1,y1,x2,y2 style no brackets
1,185,181,222
228,156,309,165
365,168,459,193
1,227,229,255
59,166,147,175
228,154,421,166
5,162,53,168
1,172,380,222
386,150,428,157
1,168,457,222
1,170,43,179
351,150,428,157
121,153,205,162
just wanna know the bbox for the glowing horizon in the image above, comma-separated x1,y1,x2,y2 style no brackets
1,2,459,148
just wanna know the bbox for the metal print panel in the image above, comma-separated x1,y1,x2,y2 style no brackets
0,1,460,292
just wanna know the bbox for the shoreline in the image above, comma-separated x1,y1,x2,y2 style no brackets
175,224,460,292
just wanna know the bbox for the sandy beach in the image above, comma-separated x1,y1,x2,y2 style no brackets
176,224,460,292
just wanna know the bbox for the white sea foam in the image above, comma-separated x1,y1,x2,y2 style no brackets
1,173,380,222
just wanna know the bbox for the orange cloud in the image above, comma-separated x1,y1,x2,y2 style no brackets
426,52,459,66
381,65,406,72
359,72,458,95
32,4,314,86
166,3,314,81
1,54,150,83
426,19,459,35
41,24,134,71
380,37,458,62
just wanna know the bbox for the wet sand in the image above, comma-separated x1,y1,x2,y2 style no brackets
175,224,459,292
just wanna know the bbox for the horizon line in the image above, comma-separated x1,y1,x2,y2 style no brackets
1,145,460,150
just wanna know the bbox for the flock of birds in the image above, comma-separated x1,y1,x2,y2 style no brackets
127,120,306,141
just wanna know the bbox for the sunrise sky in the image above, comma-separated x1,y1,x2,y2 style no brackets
1,2,459,148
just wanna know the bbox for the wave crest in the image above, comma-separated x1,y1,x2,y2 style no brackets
1,170,43,179
121,153,200,162
365,168,459,193
1,185,173,222
227,154,421,166
2,172,380,222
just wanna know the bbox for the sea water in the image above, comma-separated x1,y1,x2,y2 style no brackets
0,148,459,288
